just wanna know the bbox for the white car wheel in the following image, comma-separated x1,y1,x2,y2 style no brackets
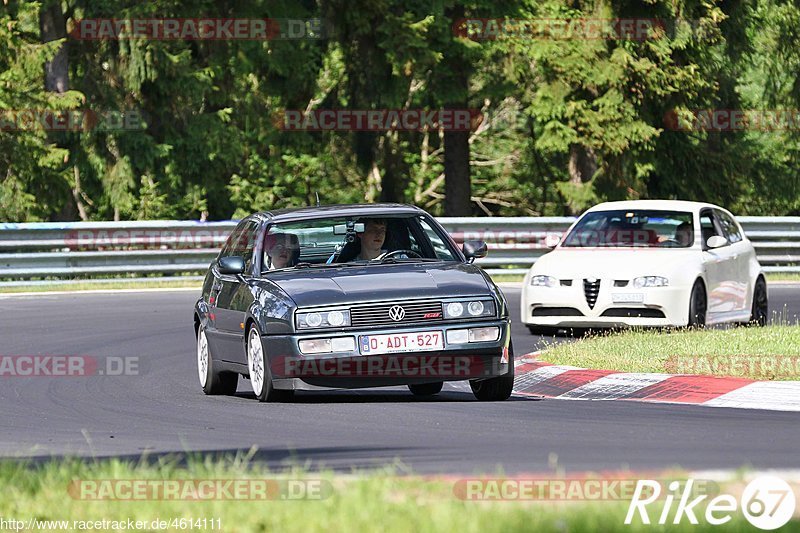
247,328,265,397
196,325,238,395
197,329,210,387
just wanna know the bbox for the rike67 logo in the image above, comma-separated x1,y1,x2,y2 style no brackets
626,476,796,530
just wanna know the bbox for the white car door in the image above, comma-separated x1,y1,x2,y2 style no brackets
715,209,750,312
699,209,739,318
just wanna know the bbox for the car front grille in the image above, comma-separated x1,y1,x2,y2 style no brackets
601,308,665,318
349,300,444,327
583,279,600,309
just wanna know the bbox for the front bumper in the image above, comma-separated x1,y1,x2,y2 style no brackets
264,319,511,390
521,282,691,328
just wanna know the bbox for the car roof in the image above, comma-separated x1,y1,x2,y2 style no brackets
585,199,725,214
256,203,425,223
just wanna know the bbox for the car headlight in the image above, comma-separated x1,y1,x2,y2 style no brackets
443,299,495,319
633,276,669,288
530,275,558,287
296,309,351,329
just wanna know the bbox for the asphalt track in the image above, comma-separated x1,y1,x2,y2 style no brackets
0,285,798,474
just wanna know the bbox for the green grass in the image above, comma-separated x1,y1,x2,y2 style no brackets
0,279,202,293
766,272,800,282
0,271,797,294
541,326,800,379
0,457,792,532
488,274,525,283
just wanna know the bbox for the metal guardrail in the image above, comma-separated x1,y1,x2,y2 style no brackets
1,217,799,283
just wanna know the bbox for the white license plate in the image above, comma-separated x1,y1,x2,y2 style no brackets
612,293,644,303
359,331,444,355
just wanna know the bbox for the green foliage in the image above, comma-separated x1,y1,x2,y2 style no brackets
1,0,799,221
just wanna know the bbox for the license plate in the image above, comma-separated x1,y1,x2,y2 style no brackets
359,331,444,355
612,293,644,303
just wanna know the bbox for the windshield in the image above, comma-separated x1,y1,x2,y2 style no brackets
561,210,695,248
262,215,458,271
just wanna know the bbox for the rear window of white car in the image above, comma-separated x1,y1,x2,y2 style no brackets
562,210,695,248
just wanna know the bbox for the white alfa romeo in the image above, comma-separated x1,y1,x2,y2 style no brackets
521,200,767,332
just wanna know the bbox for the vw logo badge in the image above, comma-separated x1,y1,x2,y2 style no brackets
389,305,406,322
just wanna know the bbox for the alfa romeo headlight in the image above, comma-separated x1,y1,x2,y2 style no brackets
633,276,669,288
530,275,558,287
296,309,351,329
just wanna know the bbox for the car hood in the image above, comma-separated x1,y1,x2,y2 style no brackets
263,262,492,308
532,248,698,279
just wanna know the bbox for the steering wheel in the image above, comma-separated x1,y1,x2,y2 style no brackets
379,249,422,260
660,238,681,247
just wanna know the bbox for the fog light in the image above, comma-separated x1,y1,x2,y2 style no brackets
468,327,500,342
298,338,331,354
330,337,355,352
446,329,469,344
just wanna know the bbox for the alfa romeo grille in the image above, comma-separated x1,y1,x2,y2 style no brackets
583,279,600,309
350,301,443,327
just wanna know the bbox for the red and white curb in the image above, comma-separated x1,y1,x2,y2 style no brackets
513,355,800,412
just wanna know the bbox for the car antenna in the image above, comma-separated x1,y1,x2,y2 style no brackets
315,192,320,206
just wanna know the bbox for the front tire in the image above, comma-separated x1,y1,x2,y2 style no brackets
688,280,707,328
750,277,768,326
408,382,443,396
197,327,238,395
470,343,514,401
247,325,293,402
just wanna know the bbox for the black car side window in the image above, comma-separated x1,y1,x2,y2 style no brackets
716,210,743,243
699,209,725,249
219,223,246,259
232,220,259,273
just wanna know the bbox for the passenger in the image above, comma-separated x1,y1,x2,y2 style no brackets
675,222,694,247
264,233,299,270
356,219,388,260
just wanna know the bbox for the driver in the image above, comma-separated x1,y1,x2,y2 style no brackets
675,222,693,247
264,232,299,270
356,218,387,260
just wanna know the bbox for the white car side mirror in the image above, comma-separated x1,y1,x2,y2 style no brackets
706,235,728,249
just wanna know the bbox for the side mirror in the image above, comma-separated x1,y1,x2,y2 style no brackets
462,240,488,262
706,235,728,249
218,256,246,275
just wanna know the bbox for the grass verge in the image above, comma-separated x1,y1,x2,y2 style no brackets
0,457,792,532
0,279,202,293
0,271,798,293
540,325,800,379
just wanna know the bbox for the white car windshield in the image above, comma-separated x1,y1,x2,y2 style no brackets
562,210,695,248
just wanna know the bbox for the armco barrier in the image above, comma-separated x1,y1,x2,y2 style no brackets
0,217,799,282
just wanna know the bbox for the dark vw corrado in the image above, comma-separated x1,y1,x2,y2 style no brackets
193,204,514,402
